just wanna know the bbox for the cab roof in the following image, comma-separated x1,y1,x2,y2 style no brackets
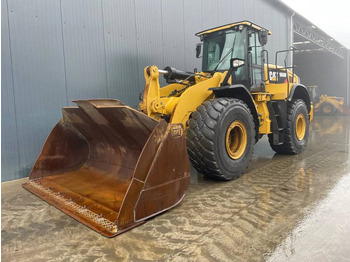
195,20,272,37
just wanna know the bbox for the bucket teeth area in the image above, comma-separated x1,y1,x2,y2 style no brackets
26,180,118,235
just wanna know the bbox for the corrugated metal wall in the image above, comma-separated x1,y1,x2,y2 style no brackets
1,0,290,182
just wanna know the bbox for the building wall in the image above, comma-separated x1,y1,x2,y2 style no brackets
1,0,290,181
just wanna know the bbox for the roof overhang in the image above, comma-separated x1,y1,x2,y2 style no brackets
265,0,347,59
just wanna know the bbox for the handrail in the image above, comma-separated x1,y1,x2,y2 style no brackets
274,46,297,94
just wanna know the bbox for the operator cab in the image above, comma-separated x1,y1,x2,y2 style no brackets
306,85,320,103
196,21,271,92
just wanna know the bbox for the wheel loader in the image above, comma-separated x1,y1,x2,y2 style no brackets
23,21,312,237
307,85,348,115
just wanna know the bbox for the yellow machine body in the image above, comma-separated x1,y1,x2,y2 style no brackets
139,63,312,135
307,85,347,115
315,94,345,113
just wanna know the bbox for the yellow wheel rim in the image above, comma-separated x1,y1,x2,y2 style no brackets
323,105,332,114
225,120,247,160
296,113,306,141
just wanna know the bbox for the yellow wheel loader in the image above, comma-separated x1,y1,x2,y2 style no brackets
307,85,348,115
24,21,312,237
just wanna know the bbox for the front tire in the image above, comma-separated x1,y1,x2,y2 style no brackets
269,99,309,154
187,98,255,180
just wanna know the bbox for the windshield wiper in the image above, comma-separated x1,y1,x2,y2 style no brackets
212,35,237,73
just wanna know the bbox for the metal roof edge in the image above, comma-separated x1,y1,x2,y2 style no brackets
263,0,347,50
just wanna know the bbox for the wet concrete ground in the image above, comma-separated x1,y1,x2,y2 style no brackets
2,116,350,261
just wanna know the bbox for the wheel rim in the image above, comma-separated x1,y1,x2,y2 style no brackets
225,120,247,160
296,113,306,141
323,105,332,113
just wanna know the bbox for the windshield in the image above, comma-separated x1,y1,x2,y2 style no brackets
202,28,247,72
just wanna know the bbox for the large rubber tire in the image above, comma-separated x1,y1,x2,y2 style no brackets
269,99,309,154
320,102,336,116
187,98,255,181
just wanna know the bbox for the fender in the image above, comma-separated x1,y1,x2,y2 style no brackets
210,84,260,142
288,84,311,112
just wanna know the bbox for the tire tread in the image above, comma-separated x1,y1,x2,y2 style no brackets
187,98,254,180
268,99,308,154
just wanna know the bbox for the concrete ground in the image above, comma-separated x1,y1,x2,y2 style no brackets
2,116,350,262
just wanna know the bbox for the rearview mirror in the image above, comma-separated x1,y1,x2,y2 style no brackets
230,58,245,69
196,43,202,58
258,30,268,46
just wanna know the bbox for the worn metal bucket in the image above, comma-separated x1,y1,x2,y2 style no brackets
23,99,191,237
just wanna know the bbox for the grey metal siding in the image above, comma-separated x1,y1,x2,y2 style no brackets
201,0,218,29
232,0,245,21
61,0,108,102
102,0,140,107
1,0,20,181
161,1,186,70
183,1,202,71
1,0,291,181
5,0,68,180
217,0,232,25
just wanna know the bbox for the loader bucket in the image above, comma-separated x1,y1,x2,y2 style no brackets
23,99,191,237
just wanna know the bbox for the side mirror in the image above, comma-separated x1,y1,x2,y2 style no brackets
258,30,268,46
230,58,245,69
196,43,202,58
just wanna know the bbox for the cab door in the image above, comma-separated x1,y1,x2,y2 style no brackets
248,30,265,92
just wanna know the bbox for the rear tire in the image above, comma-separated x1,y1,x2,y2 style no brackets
269,99,309,154
320,102,336,115
187,98,255,180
